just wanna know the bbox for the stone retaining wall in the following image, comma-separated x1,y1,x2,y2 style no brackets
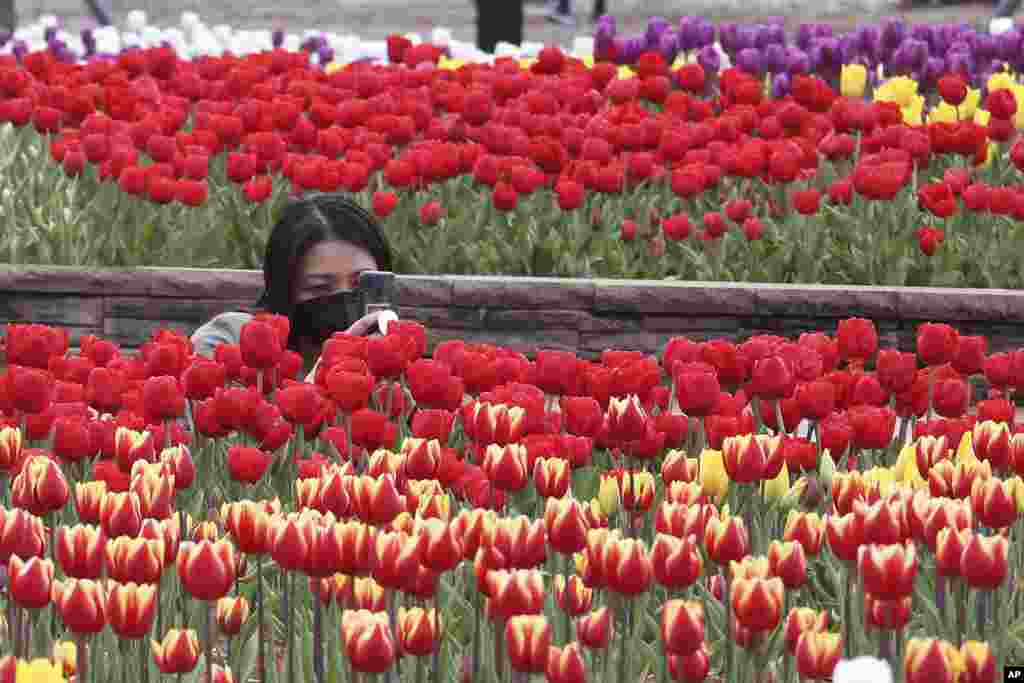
1,266,1023,358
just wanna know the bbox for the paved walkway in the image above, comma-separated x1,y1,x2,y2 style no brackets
5,0,1009,47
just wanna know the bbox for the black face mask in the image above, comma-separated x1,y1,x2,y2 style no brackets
291,289,366,348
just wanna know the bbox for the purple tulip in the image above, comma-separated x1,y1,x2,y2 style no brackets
921,56,946,89
752,24,772,50
272,28,285,49
677,16,698,52
658,30,679,64
838,34,859,65
997,29,1022,61
697,45,721,74
719,22,740,55
736,25,757,52
318,46,335,65
813,24,834,40
596,14,617,37
881,17,906,51
12,40,28,62
910,24,934,50
785,47,811,75
44,25,59,43
645,16,670,50
694,20,715,50
947,50,974,77
796,24,815,51
763,44,786,74
771,72,791,99
736,47,762,75
764,23,786,47
766,16,786,26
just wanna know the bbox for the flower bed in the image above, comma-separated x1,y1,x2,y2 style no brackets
2,14,1024,285
1,314,1024,682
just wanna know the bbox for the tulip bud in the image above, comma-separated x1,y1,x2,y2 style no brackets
970,477,1019,529
99,491,143,539
722,434,767,483
505,615,551,673
482,443,529,492
176,539,237,601
223,500,273,555
857,543,917,600
729,555,771,580
546,642,587,683
415,518,463,574
731,576,785,632
960,532,1009,590
52,578,107,634
795,631,843,681
865,594,912,630
651,533,703,590
576,606,612,650
341,610,397,673
903,638,964,683
784,607,828,655
767,539,807,589
106,536,164,584
554,574,593,617
698,448,729,501
960,641,996,683
107,582,159,639
602,537,653,596
667,644,711,683
216,596,250,636
825,512,864,564
704,513,749,566
397,607,441,656
0,426,23,473
783,511,826,556
11,454,70,517
8,555,55,609
152,629,201,674
55,524,106,579
486,569,545,619
74,481,107,524
661,599,704,656
545,498,589,556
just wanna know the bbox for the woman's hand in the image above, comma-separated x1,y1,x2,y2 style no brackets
345,310,398,336
304,310,399,383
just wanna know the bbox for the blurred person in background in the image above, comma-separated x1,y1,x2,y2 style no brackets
475,0,524,53
548,0,607,25
1,0,112,32
991,0,1021,34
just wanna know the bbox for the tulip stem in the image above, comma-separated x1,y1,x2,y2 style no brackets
469,564,481,683
140,633,150,683
205,599,214,683
286,571,296,683
76,634,89,683
617,598,631,683
724,574,734,683
432,577,443,683
313,592,324,683
257,557,266,683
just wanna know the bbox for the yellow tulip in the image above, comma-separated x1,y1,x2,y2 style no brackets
927,102,959,125
596,478,620,518
974,108,992,126
987,71,1016,93
956,431,977,464
582,55,596,68
15,659,66,683
862,466,896,497
52,642,77,677
762,462,790,503
901,94,925,126
875,75,919,108
438,56,467,70
840,64,868,98
699,448,729,502
518,58,537,70
617,65,636,80
960,88,981,118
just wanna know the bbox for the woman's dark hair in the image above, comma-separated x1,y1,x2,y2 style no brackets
257,192,392,315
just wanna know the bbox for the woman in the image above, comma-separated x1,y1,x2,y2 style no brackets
191,192,394,377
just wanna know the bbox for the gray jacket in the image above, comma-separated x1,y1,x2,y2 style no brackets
190,312,255,359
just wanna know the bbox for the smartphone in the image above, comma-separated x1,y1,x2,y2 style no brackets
358,270,396,336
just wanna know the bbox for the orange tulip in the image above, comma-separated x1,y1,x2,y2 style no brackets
505,615,551,673
74,481,107,524
546,642,587,683
223,500,273,555
152,629,200,674
415,518,463,573
554,574,592,617
783,607,828,655
795,631,843,681
107,582,159,639
8,555,54,609
481,443,529,492
52,578,106,634
545,497,589,556
602,537,653,596
99,491,143,539
397,607,441,656
176,539,237,601
903,638,963,683
106,536,164,584
11,454,69,517
55,524,105,579
651,533,703,590
970,477,1018,529
960,533,1009,590
576,606,612,650
215,596,250,636
767,539,807,589
731,576,784,632
661,599,704,656
704,513,749,566
341,610,396,673
486,569,545,619
533,457,571,498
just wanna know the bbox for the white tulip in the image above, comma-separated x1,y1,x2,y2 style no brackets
141,26,163,47
282,34,301,52
121,31,141,49
403,33,422,46
212,24,234,47
832,657,893,683
572,36,594,56
125,10,147,33
430,28,452,46
493,42,521,58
